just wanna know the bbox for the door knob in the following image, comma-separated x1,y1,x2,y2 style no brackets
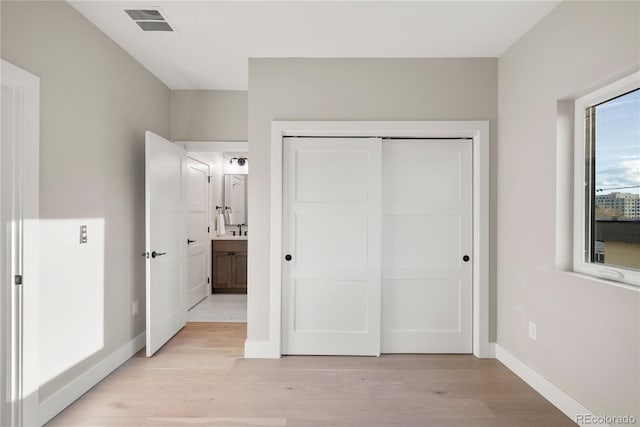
187,239,196,244
463,255,470,262
285,254,292,261
151,251,166,259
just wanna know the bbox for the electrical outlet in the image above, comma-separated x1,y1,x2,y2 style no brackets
132,300,139,317
528,321,537,341
80,225,88,244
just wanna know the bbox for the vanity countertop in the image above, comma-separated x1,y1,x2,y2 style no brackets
212,235,247,241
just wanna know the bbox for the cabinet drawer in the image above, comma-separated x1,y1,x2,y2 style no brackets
212,240,247,253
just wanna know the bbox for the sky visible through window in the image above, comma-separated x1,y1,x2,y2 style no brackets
595,88,640,195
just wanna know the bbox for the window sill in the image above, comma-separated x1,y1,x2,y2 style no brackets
565,271,640,293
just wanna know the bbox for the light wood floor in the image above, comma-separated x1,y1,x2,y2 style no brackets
47,323,576,426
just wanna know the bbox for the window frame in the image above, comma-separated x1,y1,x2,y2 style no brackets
573,71,640,288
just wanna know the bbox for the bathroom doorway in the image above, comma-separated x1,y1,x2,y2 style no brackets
177,141,248,323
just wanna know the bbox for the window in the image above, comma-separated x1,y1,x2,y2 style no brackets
574,72,640,287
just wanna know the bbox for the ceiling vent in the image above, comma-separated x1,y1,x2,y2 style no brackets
124,9,174,32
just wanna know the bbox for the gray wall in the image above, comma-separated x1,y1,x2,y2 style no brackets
1,0,170,403
498,1,639,419
247,58,498,343
171,90,248,141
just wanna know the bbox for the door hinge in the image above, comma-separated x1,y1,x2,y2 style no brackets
207,277,210,284
207,226,210,233
14,275,23,285
208,176,211,183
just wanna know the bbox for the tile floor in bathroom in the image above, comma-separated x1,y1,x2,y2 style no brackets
187,293,247,322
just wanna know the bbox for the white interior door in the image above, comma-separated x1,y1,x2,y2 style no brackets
382,139,472,353
282,137,381,356
145,131,187,357
186,154,210,309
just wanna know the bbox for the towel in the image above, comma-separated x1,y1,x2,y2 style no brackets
227,212,235,225
216,212,226,237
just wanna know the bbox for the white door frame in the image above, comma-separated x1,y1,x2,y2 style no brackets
1,60,40,425
268,121,490,358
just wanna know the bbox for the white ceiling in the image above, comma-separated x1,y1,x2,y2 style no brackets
69,1,560,90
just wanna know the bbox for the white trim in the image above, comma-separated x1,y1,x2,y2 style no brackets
176,141,248,152
495,344,606,427
38,332,146,426
566,271,640,293
243,340,280,359
572,71,640,288
255,121,491,359
1,60,40,427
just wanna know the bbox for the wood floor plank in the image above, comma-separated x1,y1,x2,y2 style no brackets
46,322,576,426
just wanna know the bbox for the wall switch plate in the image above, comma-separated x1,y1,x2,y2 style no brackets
80,225,88,244
528,321,537,341
132,300,139,316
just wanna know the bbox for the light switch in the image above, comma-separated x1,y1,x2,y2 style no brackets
80,225,88,244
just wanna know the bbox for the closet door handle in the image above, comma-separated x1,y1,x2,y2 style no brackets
285,254,292,262
187,239,196,244
151,251,166,259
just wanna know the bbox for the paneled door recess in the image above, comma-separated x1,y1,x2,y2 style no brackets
282,137,473,355
282,137,382,356
382,139,472,353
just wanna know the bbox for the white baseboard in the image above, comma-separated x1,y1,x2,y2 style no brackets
244,340,280,358
494,344,606,427
38,332,146,425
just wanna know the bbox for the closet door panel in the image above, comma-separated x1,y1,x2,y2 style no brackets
282,137,381,356
382,139,473,354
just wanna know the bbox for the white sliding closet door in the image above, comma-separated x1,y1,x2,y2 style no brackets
282,137,382,355
382,139,473,353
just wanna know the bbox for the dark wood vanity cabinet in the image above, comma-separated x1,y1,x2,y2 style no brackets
211,240,247,294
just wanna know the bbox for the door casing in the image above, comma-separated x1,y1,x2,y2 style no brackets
0,60,40,426
255,121,490,359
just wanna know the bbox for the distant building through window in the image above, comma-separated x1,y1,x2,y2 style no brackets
594,192,640,220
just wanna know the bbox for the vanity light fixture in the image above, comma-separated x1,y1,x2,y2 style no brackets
230,157,248,166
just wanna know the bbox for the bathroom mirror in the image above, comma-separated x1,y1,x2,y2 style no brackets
224,174,247,225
